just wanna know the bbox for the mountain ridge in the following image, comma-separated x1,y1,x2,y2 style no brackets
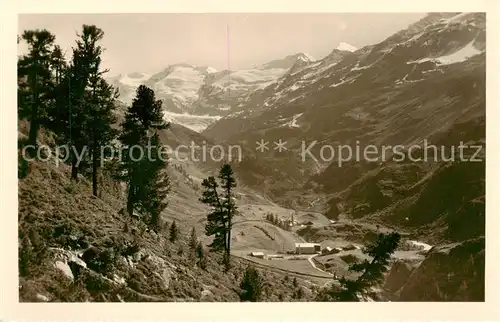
107,52,321,132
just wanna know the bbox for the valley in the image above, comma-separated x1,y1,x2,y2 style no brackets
16,12,486,302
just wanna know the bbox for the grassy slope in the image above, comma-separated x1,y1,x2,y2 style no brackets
17,125,322,302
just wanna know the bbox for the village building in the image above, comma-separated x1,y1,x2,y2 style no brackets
321,246,333,255
250,251,265,258
294,243,321,254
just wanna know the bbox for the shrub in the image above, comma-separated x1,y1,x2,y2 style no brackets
340,254,358,264
82,247,116,275
195,242,207,270
239,265,263,302
18,157,30,179
19,233,34,277
169,221,178,242
317,232,401,301
294,287,304,300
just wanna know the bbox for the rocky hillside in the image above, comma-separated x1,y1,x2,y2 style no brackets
17,136,321,303
384,237,484,301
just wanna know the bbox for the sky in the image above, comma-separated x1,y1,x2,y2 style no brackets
18,13,426,76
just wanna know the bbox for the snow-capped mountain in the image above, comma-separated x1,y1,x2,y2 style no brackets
336,42,358,52
108,72,152,104
205,12,485,140
203,12,485,201
108,53,315,132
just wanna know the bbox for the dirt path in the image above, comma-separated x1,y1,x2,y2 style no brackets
307,254,334,277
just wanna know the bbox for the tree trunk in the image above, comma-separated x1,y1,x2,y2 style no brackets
127,185,134,217
71,150,78,180
28,67,39,157
92,148,98,196
226,218,232,258
28,116,38,157
223,221,227,252
225,187,233,266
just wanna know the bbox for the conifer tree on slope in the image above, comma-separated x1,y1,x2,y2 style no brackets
50,25,118,190
63,25,108,180
80,28,119,196
50,45,66,85
200,164,237,270
239,265,263,302
219,164,237,268
45,45,69,139
169,220,178,242
17,29,56,156
118,85,169,222
200,176,226,252
140,133,170,230
316,232,401,301
85,67,119,196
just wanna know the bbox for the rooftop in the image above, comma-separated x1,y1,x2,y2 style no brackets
294,243,321,248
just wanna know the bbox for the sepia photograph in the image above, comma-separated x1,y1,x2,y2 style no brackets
3,2,498,319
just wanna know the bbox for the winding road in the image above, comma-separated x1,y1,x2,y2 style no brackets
307,254,334,277
233,253,336,286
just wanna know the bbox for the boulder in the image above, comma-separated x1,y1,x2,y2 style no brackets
113,273,126,285
200,289,214,301
141,249,174,290
35,294,50,302
54,261,74,281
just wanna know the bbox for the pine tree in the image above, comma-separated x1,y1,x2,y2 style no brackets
47,25,119,188
316,232,401,301
239,265,263,302
139,133,170,231
195,241,207,270
46,45,69,140
219,164,237,269
84,47,119,196
50,45,66,84
17,29,57,156
118,85,169,219
200,176,226,252
200,163,237,271
19,232,34,277
63,25,107,180
169,220,178,242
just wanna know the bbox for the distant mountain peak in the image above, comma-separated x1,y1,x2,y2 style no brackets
336,42,358,52
296,52,315,62
261,52,314,70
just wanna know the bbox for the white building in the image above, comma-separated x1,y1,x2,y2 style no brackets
250,251,265,258
295,243,321,254
321,246,333,255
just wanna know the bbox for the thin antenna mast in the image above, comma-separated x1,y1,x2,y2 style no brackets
226,23,230,99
